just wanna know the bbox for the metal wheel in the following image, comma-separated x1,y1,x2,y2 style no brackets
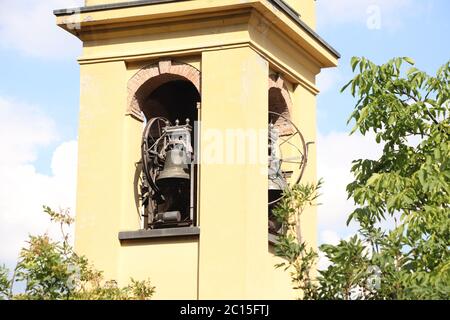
268,111,308,205
141,117,170,195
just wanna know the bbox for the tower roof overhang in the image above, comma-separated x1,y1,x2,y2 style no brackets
55,0,340,69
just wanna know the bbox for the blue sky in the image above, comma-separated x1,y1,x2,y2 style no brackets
0,51,80,173
317,0,450,133
0,0,449,268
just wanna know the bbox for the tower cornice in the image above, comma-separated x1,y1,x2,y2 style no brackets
55,0,339,68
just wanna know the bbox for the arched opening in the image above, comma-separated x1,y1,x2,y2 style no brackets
129,60,201,230
142,78,200,124
127,59,201,120
268,81,292,136
268,76,293,235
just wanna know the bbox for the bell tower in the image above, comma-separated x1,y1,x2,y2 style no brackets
55,0,339,299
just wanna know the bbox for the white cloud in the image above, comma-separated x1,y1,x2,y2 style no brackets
320,229,341,246
0,97,58,164
318,250,331,271
317,0,421,31
0,0,83,59
0,97,78,269
317,131,383,243
318,229,348,270
317,229,340,270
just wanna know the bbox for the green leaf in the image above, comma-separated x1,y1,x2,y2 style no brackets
367,173,381,186
403,57,415,65
351,57,360,72
341,80,353,93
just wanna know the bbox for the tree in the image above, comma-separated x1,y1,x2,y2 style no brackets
0,265,10,300
1,206,155,300
275,57,449,300
272,182,321,299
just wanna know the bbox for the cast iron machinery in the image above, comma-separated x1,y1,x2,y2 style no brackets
141,117,195,229
268,111,308,234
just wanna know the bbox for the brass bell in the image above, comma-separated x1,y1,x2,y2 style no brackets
156,148,190,183
155,148,190,222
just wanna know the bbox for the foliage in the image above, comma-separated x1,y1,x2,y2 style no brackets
0,265,10,300
272,182,321,299
1,206,155,300
275,57,450,300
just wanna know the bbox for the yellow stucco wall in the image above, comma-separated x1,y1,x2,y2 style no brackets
62,0,337,300
76,61,127,281
284,0,316,29
200,47,272,299
292,81,319,274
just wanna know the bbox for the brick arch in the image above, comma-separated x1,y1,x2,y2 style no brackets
268,74,293,136
127,59,201,121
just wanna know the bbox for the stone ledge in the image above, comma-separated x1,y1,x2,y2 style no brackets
118,226,200,241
